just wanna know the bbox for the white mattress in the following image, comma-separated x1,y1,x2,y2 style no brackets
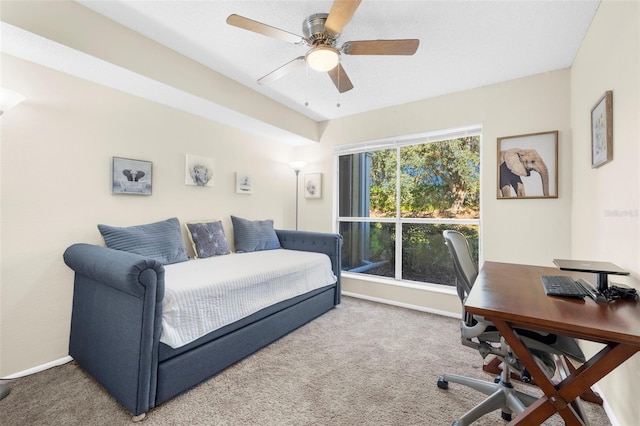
160,249,337,348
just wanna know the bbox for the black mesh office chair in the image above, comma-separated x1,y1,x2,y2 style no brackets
437,230,587,426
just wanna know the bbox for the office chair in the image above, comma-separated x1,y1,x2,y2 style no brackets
437,230,587,426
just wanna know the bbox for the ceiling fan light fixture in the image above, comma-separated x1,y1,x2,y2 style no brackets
305,46,340,72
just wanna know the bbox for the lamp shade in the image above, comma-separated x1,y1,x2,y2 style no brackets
305,46,340,72
0,88,26,115
290,161,306,172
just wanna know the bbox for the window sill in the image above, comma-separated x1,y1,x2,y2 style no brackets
341,271,458,296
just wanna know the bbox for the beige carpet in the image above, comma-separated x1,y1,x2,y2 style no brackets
0,297,610,425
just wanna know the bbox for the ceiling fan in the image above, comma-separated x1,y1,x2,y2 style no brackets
226,0,420,93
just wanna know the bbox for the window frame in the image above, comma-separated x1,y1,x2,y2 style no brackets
333,125,482,287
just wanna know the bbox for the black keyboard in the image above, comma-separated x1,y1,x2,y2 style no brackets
540,275,592,298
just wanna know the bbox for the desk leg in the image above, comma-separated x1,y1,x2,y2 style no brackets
555,343,637,403
492,319,638,425
561,356,603,405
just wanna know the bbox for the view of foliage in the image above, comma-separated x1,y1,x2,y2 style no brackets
339,136,480,286
342,222,479,286
369,137,480,218
402,223,479,285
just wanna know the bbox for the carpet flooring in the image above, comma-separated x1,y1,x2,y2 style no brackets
0,297,611,425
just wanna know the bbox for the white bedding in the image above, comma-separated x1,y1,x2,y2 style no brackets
160,249,337,348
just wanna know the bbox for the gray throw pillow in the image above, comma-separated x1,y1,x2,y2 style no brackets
98,217,189,265
185,221,231,258
231,215,281,253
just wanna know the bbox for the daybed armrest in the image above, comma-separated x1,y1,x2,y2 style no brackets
64,243,165,298
63,243,165,417
275,230,343,304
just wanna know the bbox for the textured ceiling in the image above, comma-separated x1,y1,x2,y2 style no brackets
76,0,601,122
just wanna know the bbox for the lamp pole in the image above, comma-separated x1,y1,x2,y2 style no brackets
290,161,305,230
295,169,300,230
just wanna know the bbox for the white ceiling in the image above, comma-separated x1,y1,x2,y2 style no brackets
76,0,601,122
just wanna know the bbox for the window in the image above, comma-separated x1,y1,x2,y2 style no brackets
335,126,481,287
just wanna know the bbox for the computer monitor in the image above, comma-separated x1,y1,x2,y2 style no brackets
553,259,630,292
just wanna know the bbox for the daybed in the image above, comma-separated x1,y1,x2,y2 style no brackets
63,217,342,420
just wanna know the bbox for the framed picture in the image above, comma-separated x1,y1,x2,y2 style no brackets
304,173,322,199
112,157,152,195
235,172,253,194
591,90,613,168
497,130,558,199
185,154,214,187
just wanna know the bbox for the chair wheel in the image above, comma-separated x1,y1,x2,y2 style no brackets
494,375,501,383
437,377,449,389
501,411,512,421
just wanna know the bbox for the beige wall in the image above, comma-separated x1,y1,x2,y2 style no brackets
2,1,639,423
0,54,297,376
1,0,319,145
570,1,640,424
296,69,574,314
2,52,577,377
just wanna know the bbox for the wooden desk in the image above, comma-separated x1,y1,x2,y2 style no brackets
465,261,640,425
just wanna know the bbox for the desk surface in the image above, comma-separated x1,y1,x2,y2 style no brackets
465,261,640,346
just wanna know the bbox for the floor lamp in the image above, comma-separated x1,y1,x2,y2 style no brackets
290,161,305,230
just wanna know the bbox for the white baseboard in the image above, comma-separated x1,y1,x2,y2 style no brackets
594,384,620,426
342,291,460,319
1,356,73,380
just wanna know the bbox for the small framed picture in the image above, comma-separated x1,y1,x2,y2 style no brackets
235,172,253,194
497,131,558,199
591,90,613,168
304,173,322,199
112,157,152,195
185,154,214,187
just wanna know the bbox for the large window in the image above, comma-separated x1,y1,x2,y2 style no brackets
336,127,481,287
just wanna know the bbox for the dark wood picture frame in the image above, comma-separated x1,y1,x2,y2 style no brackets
497,131,558,199
591,90,613,168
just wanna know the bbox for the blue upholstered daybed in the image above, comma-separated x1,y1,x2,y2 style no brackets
63,217,342,420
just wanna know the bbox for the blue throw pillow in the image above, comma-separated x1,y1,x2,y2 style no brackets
185,221,231,258
231,215,281,253
98,217,189,265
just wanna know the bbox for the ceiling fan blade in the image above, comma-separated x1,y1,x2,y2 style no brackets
257,56,306,85
324,0,363,37
342,39,420,55
327,63,354,93
226,14,305,45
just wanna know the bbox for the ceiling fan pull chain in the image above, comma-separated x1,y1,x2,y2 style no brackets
304,64,309,107
336,67,341,108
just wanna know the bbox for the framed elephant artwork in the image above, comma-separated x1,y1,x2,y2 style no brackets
112,157,152,195
497,131,558,199
304,173,322,199
185,154,214,187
